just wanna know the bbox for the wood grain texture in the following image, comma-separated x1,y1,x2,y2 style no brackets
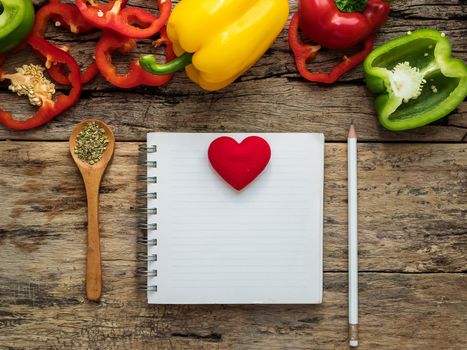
1,1,465,141
0,83,465,142
1,270,466,350
1,1,466,349
0,143,466,347
0,142,464,274
0,143,465,349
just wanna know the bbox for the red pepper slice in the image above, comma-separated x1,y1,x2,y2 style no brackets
34,2,95,37
33,1,99,85
75,0,171,39
0,35,82,130
51,0,127,6
94,26,175,88
288,12,376,84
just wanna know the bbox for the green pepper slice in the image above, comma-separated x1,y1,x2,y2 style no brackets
364,29,467,131
0,0,35,54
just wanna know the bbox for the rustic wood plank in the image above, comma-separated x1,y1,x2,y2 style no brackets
390,0,466,20
0,271,465,349
1,82,465,142
0,142,465,273
0,1,465,142
0,2,465,349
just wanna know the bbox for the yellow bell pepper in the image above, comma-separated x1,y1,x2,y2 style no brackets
139,0,289,91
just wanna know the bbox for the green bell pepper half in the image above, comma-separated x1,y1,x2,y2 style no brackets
364,29,467,131
0,0,35,54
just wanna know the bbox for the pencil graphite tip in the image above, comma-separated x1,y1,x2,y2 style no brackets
348,123,357,139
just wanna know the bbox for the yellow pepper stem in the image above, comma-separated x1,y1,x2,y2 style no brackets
139,52,193,75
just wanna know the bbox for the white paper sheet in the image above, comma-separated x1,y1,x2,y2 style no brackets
146,133,324,304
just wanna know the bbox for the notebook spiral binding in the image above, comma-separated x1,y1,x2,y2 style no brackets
137,143,158,292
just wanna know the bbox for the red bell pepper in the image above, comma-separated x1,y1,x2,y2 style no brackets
75,0,171,39
0,35,82,130
298,0,390,50
33,1,99,85
289,0,390,83
94,27,175,88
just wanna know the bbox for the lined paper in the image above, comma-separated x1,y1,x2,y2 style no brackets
147,133,324,304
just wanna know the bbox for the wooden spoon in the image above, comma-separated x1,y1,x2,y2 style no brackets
69,119,115,302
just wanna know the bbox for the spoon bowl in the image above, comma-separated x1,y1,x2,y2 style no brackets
69,119,115,302
70,119,115,172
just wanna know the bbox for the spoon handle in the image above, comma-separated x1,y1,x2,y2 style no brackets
85,177,102,301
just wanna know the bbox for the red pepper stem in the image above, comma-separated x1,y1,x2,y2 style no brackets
140,52,193,75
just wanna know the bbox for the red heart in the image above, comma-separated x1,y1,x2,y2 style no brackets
208,136,271,191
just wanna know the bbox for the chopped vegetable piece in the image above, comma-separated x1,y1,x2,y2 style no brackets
0,0,35,53
364,29,467,131
0,35,82,130
33,1,99,84
75,0,170,39
95,27,175,88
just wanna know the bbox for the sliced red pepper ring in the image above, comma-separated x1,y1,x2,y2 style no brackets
95,26,175,88
47,56,99,86
0,35,82,130
49,0,127,25
288,13,375,84
50,0,125,5
33,1,99,84
35,2,95,36
76,0,171,39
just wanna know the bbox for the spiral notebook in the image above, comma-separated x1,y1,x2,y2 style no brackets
139,133,324,304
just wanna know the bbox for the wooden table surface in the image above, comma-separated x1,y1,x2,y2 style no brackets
1,1,466,349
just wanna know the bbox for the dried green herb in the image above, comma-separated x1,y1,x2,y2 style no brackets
74,122,109,165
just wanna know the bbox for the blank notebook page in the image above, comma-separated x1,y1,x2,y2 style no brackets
146,133,324,304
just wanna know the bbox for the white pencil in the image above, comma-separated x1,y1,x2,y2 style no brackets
348,123,359,348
